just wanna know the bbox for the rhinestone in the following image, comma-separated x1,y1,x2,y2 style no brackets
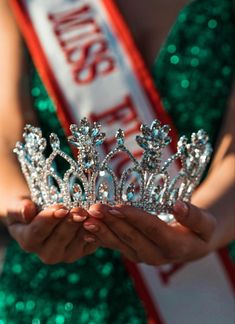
126,184,135,202
81,126,89,135
153,129,159,137
92,128,99,137
50,134,60,150
14,119,212,217
98,183,109,202
72,184,82,200
50,185,60,202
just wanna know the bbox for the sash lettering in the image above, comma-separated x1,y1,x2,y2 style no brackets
48,4,116,84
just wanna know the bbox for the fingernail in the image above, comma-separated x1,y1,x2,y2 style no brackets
71,207,87,216
83,223,99,232
108,209,124,218
70,207,81,213
54,209,69,218
21,207,27,223
84,236,96,243
73,214,87,222
21,206,25,216
173,201,189,217
89,210,103,219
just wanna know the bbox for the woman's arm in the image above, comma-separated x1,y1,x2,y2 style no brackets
0,2,99,263
0,0,35,219
192,84,235,247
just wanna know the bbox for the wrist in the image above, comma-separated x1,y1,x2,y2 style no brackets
207,216,221,252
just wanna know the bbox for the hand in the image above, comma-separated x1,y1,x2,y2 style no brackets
6,198,99,264
82,201,217,265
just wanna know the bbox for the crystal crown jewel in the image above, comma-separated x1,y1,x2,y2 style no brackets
14,118,212,217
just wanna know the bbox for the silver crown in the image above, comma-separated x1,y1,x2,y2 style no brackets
14,118,212,219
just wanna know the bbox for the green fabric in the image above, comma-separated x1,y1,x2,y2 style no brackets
153,0,235,261
0,0,234,322
0,241,146,323
153,0,235,144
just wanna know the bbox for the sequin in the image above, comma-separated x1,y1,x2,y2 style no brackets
31,87,40,96
67,273,80,284
55,315,65,324
32,319,40,324
64,302,73,312
190,46,200,55
15,301,25,311
6,295,15,306
170,55,179,64
12,263,22,274
208,19,218,29
222,66,231,76
167,44,176,53
26,301,35,311
181,79,190,89
101,262,113,276
190,58,199,67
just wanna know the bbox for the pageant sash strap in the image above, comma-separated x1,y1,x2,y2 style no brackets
11,1,235,323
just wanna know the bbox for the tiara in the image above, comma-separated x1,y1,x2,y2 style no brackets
14,118,212,220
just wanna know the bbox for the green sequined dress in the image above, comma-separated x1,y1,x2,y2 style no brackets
0,0,234,323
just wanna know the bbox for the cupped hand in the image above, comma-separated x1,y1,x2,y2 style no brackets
6,199,99,264
82,201,217,265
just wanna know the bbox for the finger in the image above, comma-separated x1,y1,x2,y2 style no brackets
83,218,138,261
83,241,99,256
11,206,68,245
21,200,38,223
6,199,37,225
84,217,162,264
41,214,83,262
85,205,104,219
7,205,70,255
83,216,118,251
71,207,89,222
89,204,171,249
173,201,216,241
63,228,98,263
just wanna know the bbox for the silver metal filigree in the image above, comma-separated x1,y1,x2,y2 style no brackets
14,118,212,218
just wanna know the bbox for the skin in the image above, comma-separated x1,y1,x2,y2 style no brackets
0,0,234,265
6,200,97,264
83,89,235,264
0,1,98,264
81,202,216,264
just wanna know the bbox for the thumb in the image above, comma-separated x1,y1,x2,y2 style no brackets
6,199,37,226
173,200,216,241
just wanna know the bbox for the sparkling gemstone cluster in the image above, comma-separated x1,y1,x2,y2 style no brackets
14,118,212,217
